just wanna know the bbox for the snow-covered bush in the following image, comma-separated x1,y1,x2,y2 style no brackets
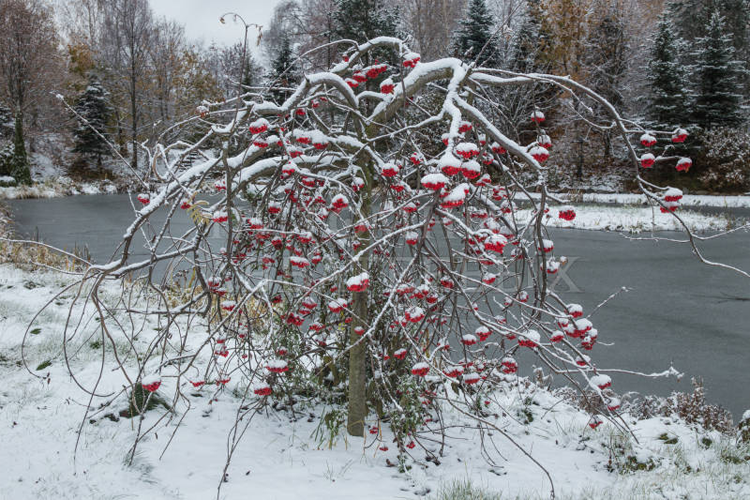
0,143,15,179
697,127,750,192
630,378,734,435
43,36,719,490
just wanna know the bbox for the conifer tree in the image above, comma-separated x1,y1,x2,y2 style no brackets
270,35,302,103
509,0,546,74
331,0,399,44
452,0,499,66
72,76,111,169
692,11,745,129
586,8,628,109
667,0,750,56
585,4,629,155
0,105,12,139
647,16,691,128
10,113,30,185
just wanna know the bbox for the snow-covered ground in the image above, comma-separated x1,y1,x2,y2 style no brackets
516,205,743,233
0,264,748,500
522,192,750,209
0,176,119,199
577,193,750,208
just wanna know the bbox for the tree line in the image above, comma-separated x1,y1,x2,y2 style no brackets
263,0,750,191
0,0,748,191
0,0,262,183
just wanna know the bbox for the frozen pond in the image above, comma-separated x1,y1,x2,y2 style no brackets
7,194,750,418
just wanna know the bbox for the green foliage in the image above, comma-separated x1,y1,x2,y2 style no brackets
509,0,548,73
738,413,750,443
429,479,503,500
647,16,690,128
517,406,534,425
7,114,31,185
452,0,499,67
331,0,399,44
124,383,170,418
270,35,302,103
0,105,12,139
314,407,347,448
72,75,112,170
658,432,679,445
0,143,15,179
35,360,51,371
668,0,750,56
585,6,628,110
691,11,746,129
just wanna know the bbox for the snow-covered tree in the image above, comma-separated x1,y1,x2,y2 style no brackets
583,2,630,156
54,38,709,494
9,113,30,185
452,0,500,66
667,0,750,55
402,0,465,61
270,34,302,103
0,0,58,185
0,105,12,139
692,11,746,130
647,16,691,128
331,0,399,43
509,0,547,74
209,42,262,99
72,76,111,169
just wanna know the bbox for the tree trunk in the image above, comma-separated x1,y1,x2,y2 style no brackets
347,181,371,437
130,52,138,171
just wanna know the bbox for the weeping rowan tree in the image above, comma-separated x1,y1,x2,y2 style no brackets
47,36,747,499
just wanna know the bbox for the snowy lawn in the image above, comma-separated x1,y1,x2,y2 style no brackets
576,193,750,209
523,192,750,209
516,204,742,233
0,177,119,200
0,264,749,500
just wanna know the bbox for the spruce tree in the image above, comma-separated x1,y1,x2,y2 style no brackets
585,8,628,109
0,105,12,140
72,76,111,169
452,0,499,66
10,113,31,185
647,16,691,128
585,5,629,155
667,0,750,56
331,0,399,44
270,35,302,103
509,0,547,74
692,11,745,129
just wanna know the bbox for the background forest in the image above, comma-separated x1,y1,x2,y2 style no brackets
0,0,749,193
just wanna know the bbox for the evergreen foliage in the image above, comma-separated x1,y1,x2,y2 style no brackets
452,0,499,66
692,11,745,129
585,8,628,110
0,143,14,179
72,76,111,168
647,16,691,128
270,35,302,102
331,0,399,44
9,113,30,185
509,0,546,73
667,0,750,55
0,105,12,139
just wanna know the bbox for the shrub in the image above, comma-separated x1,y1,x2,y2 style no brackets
430,479,503,500
630,378,734,434
696,127,750,193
